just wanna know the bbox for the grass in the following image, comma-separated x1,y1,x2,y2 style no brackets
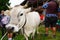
0,25,60,40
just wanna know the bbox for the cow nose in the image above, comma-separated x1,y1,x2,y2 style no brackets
7,27,14,31
7,27,14,33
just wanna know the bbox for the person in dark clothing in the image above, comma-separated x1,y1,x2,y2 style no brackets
42,0,59,38
20,0,37,8
20,0,43,11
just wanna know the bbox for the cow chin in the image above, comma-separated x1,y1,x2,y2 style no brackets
6,24,19,33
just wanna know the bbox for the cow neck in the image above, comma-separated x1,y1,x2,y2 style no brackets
18,14,27,33
22,15,26,33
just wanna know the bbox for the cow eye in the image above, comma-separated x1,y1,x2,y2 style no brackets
20,13,23,16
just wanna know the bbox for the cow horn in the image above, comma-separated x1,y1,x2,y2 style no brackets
6,4,12,9
24,1,29,8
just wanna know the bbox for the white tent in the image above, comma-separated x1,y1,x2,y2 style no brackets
9,0,24,7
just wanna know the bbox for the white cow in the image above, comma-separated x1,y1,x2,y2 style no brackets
5,5,44,40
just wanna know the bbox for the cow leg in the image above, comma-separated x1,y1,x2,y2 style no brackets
37,27,39,34
24,34,28,40
31,30,35,40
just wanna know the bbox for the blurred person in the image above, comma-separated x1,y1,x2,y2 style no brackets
0,10,6,36
20,0,43,11
0,10,10,40
58,0,60,7
42,0,59,38
56,8,60,31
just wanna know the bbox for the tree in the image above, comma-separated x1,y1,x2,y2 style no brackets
0,0,10,12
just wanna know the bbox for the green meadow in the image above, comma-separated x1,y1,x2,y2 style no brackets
0,25,60,40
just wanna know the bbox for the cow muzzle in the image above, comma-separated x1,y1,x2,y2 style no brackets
6,27,14,32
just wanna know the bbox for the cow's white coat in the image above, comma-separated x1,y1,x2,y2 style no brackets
5,5,44,40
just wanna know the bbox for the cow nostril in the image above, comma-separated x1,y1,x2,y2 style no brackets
11,27,14,30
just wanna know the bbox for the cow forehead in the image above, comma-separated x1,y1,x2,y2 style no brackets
11,7,25,14
10,6,31,15
9,9,20,24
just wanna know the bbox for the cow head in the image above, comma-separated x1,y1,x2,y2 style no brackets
5,6,31,33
